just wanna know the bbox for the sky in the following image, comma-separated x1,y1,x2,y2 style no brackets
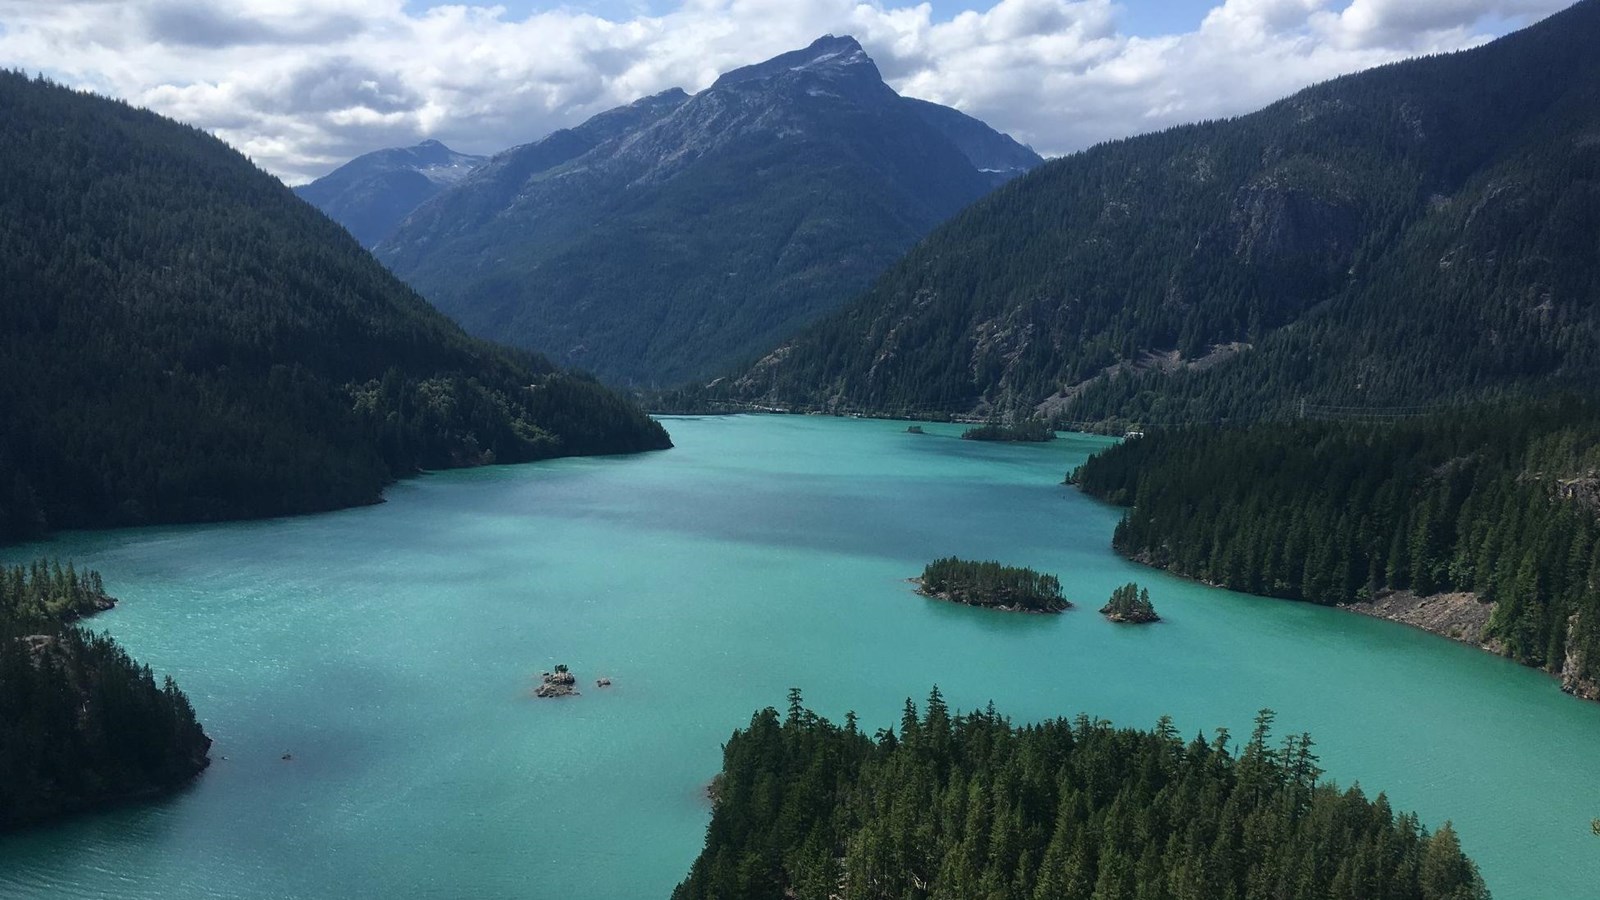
0,0,1577,184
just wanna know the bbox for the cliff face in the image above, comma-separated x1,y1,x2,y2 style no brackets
1562,614,1600,701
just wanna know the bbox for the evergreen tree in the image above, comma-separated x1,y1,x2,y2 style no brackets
1074,397,1600,686
674,695,1491,900
0,560,210,830
0,70,670,546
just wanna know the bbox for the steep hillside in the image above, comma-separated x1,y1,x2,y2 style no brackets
1074,398,1600,699
375,36,1042,386
293,140,485,247
0,71,670,544
726,2,1599,422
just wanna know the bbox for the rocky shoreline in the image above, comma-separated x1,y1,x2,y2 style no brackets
535,666,579,698
1121,549,1600,702
1101,609,1160,624
909,578,1068,614
1339,590,1498,650
1340,590,1597,700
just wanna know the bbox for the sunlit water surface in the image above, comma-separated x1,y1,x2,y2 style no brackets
2,416,1596,899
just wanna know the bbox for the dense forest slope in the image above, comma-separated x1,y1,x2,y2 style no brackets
375,36,1041,386
1,561,211,830
674,692,1489,900
726,1,1600,422
0,71,670,545
293,139,485,247
1073,398,1600,700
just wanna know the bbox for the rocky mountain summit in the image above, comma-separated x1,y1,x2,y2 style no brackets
367,35,1041,385
721,1,1600,423
294,140,486,246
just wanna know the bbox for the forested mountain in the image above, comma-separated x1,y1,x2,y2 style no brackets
725,1,1600,422
1073,398,1600,700
1,561,211,829
375,35,1042,386
0,70,670,545
293,140,485,246
674,691,1489,900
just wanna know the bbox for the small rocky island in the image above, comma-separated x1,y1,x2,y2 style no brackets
535,664,579,698
914,557,1069,613
960,420,1057,442
1101,582,1160,623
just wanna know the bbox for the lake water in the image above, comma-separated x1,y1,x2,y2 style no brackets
1,415,1596,899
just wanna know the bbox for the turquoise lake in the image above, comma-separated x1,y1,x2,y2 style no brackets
1,415,1597,898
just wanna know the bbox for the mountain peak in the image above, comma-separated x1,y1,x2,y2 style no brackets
711,35,878,89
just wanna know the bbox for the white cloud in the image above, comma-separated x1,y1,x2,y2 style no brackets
0,0,1574,182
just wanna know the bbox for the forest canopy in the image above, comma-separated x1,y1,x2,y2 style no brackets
917,558,1069,613
673,691,1490,900
0,70,669,546
1073,398,1600,690
0,561,211,830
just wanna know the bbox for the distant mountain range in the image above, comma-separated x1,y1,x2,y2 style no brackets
0,71,669,544
300,36,1040,386
720,1,1600,424
294,139,486,247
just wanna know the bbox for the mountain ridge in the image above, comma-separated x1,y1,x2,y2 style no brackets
0,70,669,544
364,35,1042,386
294,139,486,246
715,2,1600,423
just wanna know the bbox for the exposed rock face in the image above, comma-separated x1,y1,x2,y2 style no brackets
1360,594,1600,702
1341,590,1496,647
1231,166,1360,272
1100,608,1160,624
1556,475,1600,513
1561,613,1600,701
535,667,580,698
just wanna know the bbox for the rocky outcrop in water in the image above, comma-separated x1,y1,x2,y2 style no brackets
535,665,580,698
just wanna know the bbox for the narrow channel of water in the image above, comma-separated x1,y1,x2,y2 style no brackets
1,416,1595,898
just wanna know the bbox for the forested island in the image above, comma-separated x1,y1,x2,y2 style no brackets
915,557,1068,613
1101,582,1160,623
0,561,210,830
961,420,1057,442
1073,398,1600,699
673,691,1489,900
